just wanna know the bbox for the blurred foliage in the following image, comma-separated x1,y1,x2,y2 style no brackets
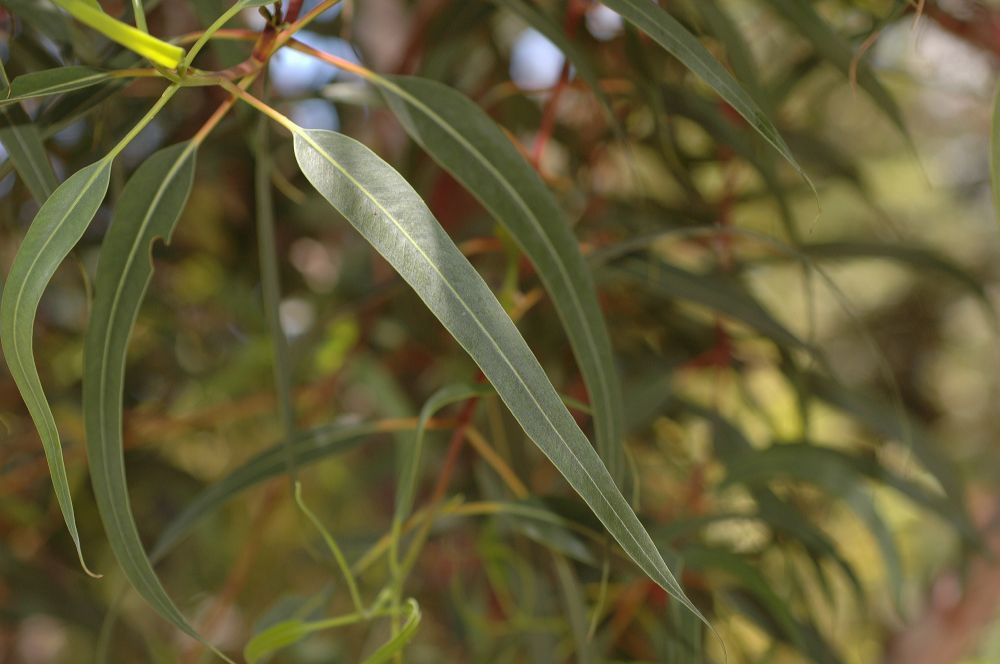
1,0,1000,662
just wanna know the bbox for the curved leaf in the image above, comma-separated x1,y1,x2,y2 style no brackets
80,143,220,652
759,0,907,135
395,383,493,526
601,0,805,179
0,159,112,576
992,78,1000,230
292,127,701,619
375,74,626,483
1,67,116,108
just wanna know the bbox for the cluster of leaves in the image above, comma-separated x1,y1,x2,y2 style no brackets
0,0,992,662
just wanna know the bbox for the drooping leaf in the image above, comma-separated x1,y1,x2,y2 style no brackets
80,143,222,652
375,74,627,484
601,0,806,180
0,67,118,108
0,64,60,203
758,0,908,135
0,159,112,576
291,127,702,619
991,78,1000,230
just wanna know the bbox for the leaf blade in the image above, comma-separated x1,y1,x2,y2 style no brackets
1,67,116,107
292,128,701,619
376,73,627,484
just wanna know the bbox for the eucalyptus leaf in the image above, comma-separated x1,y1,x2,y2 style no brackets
602,0,806,180
291,127,702,619
0,159,112,576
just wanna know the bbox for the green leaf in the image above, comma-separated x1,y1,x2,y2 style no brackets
0,159,112,577
81,144,225,654
377,76,627,472
601,0,805,180
375,74,627,484
291,127,702,619
361,599,422,664
1,67,117,107
491,0,614,120
758,0,907,134
52,0,186,68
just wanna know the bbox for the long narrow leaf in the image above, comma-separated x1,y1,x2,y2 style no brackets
0,159,112,576
375,74,627,484
80,143,221,652
292,127,702,619
1,67,117,108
